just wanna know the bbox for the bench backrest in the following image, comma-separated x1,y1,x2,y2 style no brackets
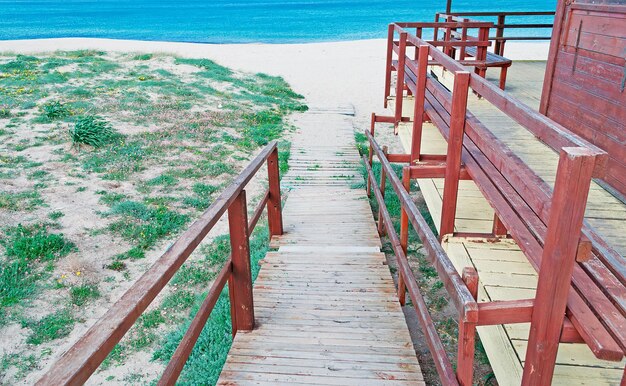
386,23,626,364
433,13,490,60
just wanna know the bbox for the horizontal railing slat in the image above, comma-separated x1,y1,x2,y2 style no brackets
362,154,459,386
158,259,232,386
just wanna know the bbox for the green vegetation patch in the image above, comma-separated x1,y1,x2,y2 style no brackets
22,308,75,345
70,283,101,306
107,201,189,252
0,190,45,211
70,115,118,148
0,224,76,323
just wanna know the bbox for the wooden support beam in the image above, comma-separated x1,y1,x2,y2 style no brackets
439,71,470,239
492,213,507,237
394,32,408,130
410,44,430,162
384,24,394,108
457,267,479,385
522,148,597,386
407,163,471,179
266,148,283,238
228,190,255,332
366,113,376,197
377,146,389,236
398,166,411,305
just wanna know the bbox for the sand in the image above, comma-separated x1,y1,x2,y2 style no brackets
0,37,550,128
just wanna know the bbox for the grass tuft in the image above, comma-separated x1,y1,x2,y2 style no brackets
70,283,100,306
40,101,72,120
69,115,117,148
22,309,75,345
0,224,76,323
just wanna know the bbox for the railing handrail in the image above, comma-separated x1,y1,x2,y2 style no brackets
436,11,555,55
447,11,555,17
37,141,283,386
361,147,461,386
395,21,493,29
366,131,479,321
390,23,607,171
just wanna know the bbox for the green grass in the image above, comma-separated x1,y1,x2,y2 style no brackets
107,201,189,252
174,58,234,82
0,224,76,323
39,100,72,121
70,283,101,306
132,54,153,61
48,211,64,220
0,190,45,211
22,308,75,345
69,115,118,148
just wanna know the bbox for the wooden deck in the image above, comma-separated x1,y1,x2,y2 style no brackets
217,111,425,385
395,61,626,385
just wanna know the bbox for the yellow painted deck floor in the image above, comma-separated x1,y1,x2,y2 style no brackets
396,61,626,385
217,111,424,385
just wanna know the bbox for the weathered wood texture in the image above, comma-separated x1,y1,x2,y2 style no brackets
217,111,424,385
541,1,626,197
395,61,626,385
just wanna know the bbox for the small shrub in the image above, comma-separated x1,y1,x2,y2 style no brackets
107,201,189,250
23,309,75,345
48,211,64,220
0,107,11,118
105,261,127,271
132,54,153,61
70,284,100,306
40,101,71,120
69,115,116,148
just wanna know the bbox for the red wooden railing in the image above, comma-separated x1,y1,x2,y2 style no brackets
373,22,626,385
36,141,283,386
438,11,555,56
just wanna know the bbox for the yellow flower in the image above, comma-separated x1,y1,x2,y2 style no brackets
75,271,81,276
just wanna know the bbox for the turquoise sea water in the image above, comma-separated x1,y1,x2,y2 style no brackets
1,0,556,43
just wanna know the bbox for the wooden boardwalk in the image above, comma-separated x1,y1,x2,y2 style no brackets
217,111,425,385
396,62,626,385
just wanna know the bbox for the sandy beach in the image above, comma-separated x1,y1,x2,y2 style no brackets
0,38,550,127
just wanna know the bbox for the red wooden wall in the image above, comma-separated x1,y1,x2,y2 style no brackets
540,0,626,198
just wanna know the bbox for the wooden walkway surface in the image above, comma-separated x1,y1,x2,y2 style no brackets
396,62,626,385
217,111,424,385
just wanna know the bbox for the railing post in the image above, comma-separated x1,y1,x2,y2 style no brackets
228,190,254,331
377,146,389,236
394,32,408,129
476,26,489,78
384,24,395,108
410,45,430,163
398,166,411,305
434,13,440,42
267,147,283,238
439,71,470,239
457,267,479,386
228,275,238,336
495,14,505,55
492,213,507,237
522,148,597,386
367,113,376,197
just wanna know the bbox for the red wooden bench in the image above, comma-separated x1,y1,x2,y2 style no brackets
435,13,512,89
368,23,626,385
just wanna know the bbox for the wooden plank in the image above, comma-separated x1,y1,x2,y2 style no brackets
218,111,424,385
